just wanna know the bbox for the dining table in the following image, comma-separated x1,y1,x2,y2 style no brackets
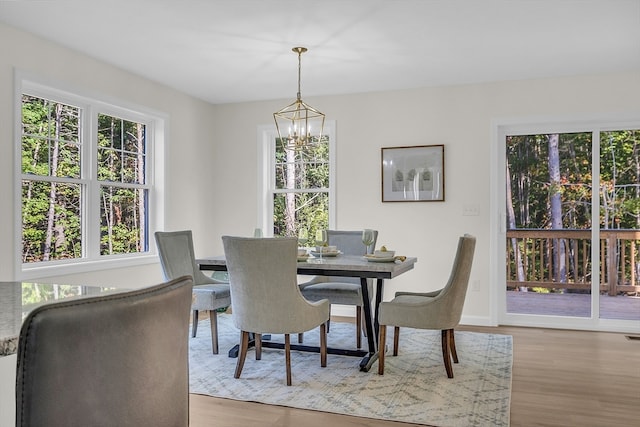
197,254,417,372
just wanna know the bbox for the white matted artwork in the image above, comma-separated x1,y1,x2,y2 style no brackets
381,144,444,202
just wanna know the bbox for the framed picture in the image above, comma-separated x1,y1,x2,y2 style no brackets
381,144,445,202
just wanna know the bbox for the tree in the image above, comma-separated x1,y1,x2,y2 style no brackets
547,134,566,283
506,158,526,289
506,129,638,292
21,95,148,262
273,137,329,239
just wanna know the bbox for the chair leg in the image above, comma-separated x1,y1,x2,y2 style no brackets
441,329,454,378
298,333,304,343
192,310,199,337
209,310,219,354
393,326,400,356
356,306,362,349
285,334,292,386
234,331,250,379
320,323,327,367
378,325,386,375
450,329,459,364
255,333,262,360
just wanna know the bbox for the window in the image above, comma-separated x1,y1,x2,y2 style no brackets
259,122,336,238
17,79,164,277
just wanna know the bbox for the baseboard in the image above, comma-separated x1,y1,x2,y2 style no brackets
331,315,357,324
460,315,496,327
332,311,496,328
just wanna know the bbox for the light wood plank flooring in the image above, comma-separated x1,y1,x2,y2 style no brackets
189,322,640,427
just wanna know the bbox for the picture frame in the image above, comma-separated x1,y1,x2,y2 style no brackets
381,144,445,202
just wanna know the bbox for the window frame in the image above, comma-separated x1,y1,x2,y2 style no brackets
15,75,166,280
257,121,336,236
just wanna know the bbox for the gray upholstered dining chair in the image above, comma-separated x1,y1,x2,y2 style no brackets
155,230,231,354
377,234,476,378
222,236,330,386
298,229,377,348
15,276,193,427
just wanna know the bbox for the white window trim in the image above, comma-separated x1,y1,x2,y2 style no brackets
14,71,166,280
257,121,337,236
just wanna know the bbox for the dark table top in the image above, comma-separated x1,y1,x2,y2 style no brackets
197,254,418,279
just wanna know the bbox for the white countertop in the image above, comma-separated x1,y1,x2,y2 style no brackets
0,282,121,357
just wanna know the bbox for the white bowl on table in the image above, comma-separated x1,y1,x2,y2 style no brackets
373,250,395,258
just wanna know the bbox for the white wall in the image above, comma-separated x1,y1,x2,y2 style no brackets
0,22,227,426
1,24,639,314
208,73,640,323
0,23,221,288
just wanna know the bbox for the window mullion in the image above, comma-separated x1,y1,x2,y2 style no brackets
272,188,329,194
84,106,100,259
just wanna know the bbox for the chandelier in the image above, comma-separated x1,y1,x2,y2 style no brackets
273,47,325,151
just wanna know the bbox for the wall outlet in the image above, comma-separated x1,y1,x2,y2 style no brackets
462,204,480,216
471,279,481,292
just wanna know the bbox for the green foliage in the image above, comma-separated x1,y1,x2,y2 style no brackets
600,130,640,228
273,137,330,238
506,130,639,290
507,130,639,230
21,283,84,305
21,95,148,263
531,287,551,294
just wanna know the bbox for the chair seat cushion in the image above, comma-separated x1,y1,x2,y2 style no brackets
379,295,437,329
192,284,231,310
390,294,435,305
301,282,363,305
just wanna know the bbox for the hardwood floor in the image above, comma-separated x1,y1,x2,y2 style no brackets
189,322,640,427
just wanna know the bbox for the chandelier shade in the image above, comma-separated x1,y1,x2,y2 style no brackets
273,47,325,151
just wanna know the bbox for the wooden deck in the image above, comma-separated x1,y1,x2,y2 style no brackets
506,291,640,320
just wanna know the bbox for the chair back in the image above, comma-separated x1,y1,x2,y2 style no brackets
155,230,213,285
222,236,328,334
326,229,377,255
435,234,476,327
16,276,193,427
324,230,378,284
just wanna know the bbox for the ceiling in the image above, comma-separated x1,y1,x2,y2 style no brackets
1,0,639,105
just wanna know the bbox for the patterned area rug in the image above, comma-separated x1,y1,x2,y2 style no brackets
189,314,512,427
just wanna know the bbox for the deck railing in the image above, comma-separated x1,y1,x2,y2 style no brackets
506,229,640,295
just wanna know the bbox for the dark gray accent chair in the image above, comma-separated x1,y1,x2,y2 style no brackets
155,230,231,354
298,229,377,348
378,234,476,378
222,236,330,386
15,276,193,427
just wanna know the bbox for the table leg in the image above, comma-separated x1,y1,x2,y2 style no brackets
228,333,271,358
358,277,378,371
227,277,386,373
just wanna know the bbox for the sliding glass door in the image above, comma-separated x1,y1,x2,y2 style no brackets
496,119,639,332
505,131,593,318
598,130,640,321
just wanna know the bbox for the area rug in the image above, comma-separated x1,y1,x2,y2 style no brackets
189,314,512,427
